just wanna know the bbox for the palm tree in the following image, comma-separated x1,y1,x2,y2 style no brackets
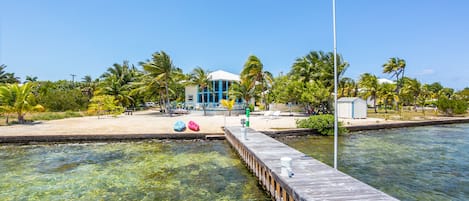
291,51,324,83
339,77,357,97
382,57,406,110
240,55,273,109
378,83,399,113
80,75,98,99
101,60,138,84
0,65,20,84
190,67,211,116
24,76,38,83
141,51,177,116
0,83,44,124
229,79,255,108
382,57,406,85
417,85,431,115
358,73,379,113
100,61,141,107
401,78,422,110
101,75,134,107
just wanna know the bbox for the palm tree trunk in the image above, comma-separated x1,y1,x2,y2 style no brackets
384,99,388,113
165,83,172,117
18,112,24,124
201,89,206,116
373,93,378,113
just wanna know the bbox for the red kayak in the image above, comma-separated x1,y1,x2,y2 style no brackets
188,120,200,131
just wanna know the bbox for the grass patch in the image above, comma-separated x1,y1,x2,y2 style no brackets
367,108,467,121
29,111,84,121
0,111,84,126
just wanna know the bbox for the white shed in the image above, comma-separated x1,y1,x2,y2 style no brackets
337,97,367,119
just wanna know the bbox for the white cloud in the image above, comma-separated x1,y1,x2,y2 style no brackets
418,68,435,75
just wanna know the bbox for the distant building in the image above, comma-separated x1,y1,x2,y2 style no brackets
366,78,396,106
337,97,367,119
377,78,395,85
185,70,242,109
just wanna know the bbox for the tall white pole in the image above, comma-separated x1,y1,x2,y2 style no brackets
332,0,339,170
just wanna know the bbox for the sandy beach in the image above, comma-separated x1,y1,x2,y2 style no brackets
0,110,305,136
2,110,468,137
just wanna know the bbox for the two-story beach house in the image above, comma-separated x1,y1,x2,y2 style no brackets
184,70,242,109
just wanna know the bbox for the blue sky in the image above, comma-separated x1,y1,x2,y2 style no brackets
2,1,469,89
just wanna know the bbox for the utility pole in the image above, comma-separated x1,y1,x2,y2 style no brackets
70,74,76,87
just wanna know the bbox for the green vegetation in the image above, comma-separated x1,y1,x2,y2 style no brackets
437,96,468,116
1,50,468,124
29,111,83,121
272,51,348,114
0,64,20,84
221,99,235,116
87,95,125,117
296,114,348,135
190,67,211,116
0,83,44,124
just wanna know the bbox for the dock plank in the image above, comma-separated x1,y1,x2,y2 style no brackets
225,127,398,201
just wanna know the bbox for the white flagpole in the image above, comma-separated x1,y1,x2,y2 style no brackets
332,0,339,170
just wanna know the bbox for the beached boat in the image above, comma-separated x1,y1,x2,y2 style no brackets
173,121,186,132
188,120,200,131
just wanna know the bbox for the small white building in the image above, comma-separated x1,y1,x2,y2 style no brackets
337,97,367,119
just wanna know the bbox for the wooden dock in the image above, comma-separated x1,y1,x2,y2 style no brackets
225,127,398,201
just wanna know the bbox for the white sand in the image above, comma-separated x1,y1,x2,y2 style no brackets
0,110,308,136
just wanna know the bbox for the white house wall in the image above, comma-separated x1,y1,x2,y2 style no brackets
185,86,198,107
354,99,367,118
338,102,352,118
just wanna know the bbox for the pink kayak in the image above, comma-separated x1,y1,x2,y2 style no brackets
188,120,200,131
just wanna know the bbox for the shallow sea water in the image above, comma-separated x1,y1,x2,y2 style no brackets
280,124,469,201
0,140,270,201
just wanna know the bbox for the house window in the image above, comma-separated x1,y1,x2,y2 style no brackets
222,81,227,91
215,80,220,91
188,95,193,101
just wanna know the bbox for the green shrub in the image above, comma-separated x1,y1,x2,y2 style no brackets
248,104,255,112
296,114,348,136
437,97,468,116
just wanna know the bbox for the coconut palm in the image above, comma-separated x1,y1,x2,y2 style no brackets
101,61,139,84
240,55,273,109
401,78,421,110
358,73,379,113
291,51,349,86
0,65,20,84
0,83,44,124
101,75,134,107
190,67,212,116
291,51,324,83
382,57,406,86
141,51,178,116
339,77,357,97
378,83,399,113
417,85,431,115
24,76,38,83
80,75,98,99
229,79,255,108
382,57,406,110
